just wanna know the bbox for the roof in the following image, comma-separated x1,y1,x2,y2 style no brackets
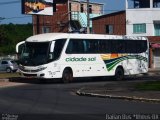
26,33,69,42
92,10,126,20
26,33,147,42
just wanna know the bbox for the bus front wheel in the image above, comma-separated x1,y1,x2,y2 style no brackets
114,67,124,81
62,68,73,83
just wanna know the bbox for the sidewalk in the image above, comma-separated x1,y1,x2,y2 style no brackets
0,78,25,88
77,69,160,103
0,80,25,88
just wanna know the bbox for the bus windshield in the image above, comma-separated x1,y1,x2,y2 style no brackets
19,39,66,66
19,42,50,66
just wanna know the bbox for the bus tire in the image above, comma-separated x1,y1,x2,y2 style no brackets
114,67,124,81
62,68,73,83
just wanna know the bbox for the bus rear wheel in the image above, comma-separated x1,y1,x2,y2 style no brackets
62,69,73,83
114,67,124,81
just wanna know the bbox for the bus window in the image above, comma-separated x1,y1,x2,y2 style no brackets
50,39,66,61
117,40,126,53
98,40,111,53
66,39,85,54
83,40,88,53
86,40,98,53
126,40,137,53
66,40,73,53
136,40,147,53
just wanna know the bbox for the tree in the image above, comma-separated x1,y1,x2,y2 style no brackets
0,24,33,55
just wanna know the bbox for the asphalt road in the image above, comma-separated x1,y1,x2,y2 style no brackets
0,78,160,120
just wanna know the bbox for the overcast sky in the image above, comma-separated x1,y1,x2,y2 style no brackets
0,0,125,24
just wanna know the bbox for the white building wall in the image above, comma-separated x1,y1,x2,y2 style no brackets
126,0,160,36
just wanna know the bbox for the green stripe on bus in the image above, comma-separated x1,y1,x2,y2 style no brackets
104,55,147,71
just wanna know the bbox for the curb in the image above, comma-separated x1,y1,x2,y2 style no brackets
0,78,9,82
76,88,160,103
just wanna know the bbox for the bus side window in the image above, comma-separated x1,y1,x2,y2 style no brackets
136,40,147,53
126,40,137,53
88,41,94,53
141,41,147,52
98,40,105,53
83,40,91,53
118,40,126,53
77,40,85,53
66,39,85,54
52,39,66,60
66,40,73,53
88,40,98,53
83,40,88,53
102,40,111,53
110,40,116,53
106,40,111,53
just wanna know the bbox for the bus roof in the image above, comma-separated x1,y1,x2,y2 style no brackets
26,33,147,42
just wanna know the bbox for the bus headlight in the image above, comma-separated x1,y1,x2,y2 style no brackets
36,67,47,72
18,65,47,72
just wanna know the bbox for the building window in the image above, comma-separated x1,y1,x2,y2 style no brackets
128,0,150,9
153,0,160,8
106,25,113,34
154,24,160,36
42,27,51,33
81,4,84,12
133,24,146,33
89,5,92,13
135,0,150,8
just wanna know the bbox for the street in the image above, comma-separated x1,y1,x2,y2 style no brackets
0,77,160,120
1,0,160,120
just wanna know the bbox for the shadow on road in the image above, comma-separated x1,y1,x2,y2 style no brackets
8,74,160,85
8,77,62,84
8,76,118,85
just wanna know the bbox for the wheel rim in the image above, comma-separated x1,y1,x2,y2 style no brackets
6,68,11,73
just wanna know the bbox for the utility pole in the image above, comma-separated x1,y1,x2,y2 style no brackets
36,15,40,34
87,0,90,34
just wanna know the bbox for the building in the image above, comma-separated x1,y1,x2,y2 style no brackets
33,0,103,34
92,11,126,35
92,0,160,69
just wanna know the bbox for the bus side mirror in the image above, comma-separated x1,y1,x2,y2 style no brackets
16,41,25,54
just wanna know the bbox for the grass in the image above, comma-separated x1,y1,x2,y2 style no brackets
135,81,160,91
0,72,20,79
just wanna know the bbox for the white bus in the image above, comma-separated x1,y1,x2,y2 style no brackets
16,33,149,82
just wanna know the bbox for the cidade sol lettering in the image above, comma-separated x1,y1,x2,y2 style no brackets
66,57,87,62
66,57,96,62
